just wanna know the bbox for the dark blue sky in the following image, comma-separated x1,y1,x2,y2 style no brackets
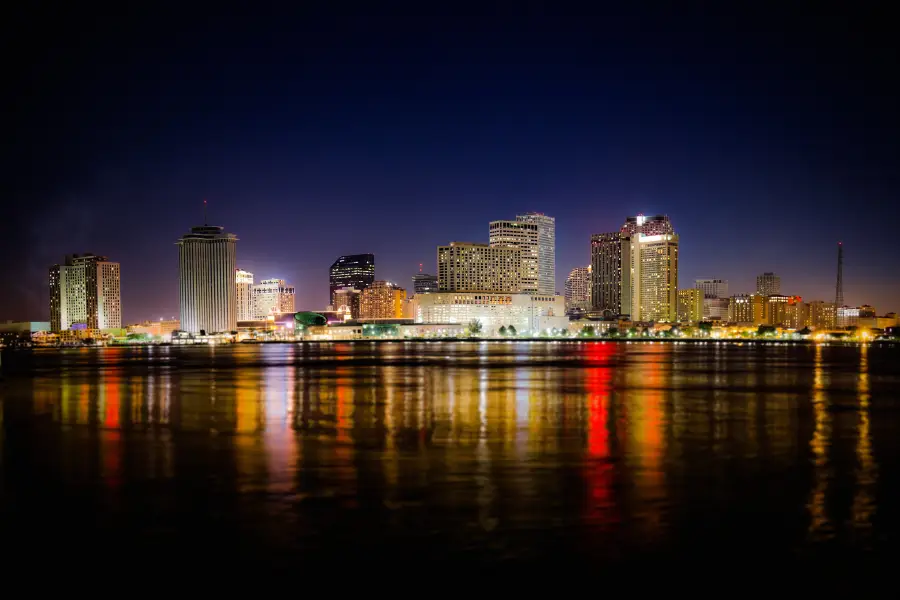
4,6,898,321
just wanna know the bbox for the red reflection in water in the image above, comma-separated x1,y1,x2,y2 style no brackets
584,343,614,523
101,359,122,490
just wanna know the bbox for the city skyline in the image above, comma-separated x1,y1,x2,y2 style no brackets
32,212,890,327
4,11,899,322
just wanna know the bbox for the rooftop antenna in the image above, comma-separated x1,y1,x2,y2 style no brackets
203,199,208,226
419,263,423,273
835,241,844,307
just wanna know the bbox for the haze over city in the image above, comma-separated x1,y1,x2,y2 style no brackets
4,8,898,323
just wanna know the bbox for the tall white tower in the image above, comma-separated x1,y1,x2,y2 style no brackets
516,212,555,294
177,225,238,334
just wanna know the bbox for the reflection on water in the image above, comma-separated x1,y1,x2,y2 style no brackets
852,343,877,544
1,342,899,571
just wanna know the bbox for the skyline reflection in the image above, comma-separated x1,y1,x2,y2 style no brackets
1,342,897,567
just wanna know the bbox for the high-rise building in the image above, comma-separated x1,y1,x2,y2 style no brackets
590,215,676,319
49,253,121,332
329,254,375,306
767,295,801,327
784,301,809,330
695,279,729,299
177,225,238,334
807,301,837,330
235,269,254,321
621,226,679,322
729,294,768,325
359,281,406,319
728,294,753,324
621,214,674,237
333,287,362,320
590,232,624,315
252,278,295,319
489,220,539,292
677,289,704,323
412,273,439,295
437,242,521,293
516,212,555,294
564,266,591,313
756,272,781,296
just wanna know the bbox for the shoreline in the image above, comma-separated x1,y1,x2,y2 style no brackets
3,337,897,350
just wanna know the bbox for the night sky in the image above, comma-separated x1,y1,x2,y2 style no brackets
4,6,898,322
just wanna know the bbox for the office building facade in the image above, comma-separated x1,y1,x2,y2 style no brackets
333,287,362,320
590,232,623,315
729,294,768,326
516,212,555,294
49,253,121,332
564,266,591,313
252,278,296,319
622,231,679,322
437,242,521,293
329,254,375,306
677,288,704,323
703,297,730,321
695,278,729,299
359,281,406,319
807,301,837,330
415,292,567,336
235,269,254,321
412,273,439,295
177,225,238,334
591,215,677,320
756,272,781,296
489,220,539,292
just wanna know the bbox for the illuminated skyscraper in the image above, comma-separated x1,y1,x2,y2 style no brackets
489,220,539,292
412,273,439,295
619,215,679,322
622,231,679,322
359,281,406,319
235,269,254,321
592,214,678,322
677,288,703,323
438,242,521,293
565,266,591,313
329,254,375,306
251,278,295,319
728,294,768,325
49,253,121,332
516,212,555,294
756,272,781,296
177,225,238,334
621,214,674,237
590,232,623,315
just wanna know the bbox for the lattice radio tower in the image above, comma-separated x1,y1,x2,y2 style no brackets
835,242,844,307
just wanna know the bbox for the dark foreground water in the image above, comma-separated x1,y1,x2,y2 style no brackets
1,342,899,586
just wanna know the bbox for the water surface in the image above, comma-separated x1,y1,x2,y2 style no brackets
1,342,898,583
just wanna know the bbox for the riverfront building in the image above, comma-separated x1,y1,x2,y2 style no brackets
329,254,375,306
489,220,539,292
415,292,567,336
515,212,555,294
177,225,238,334
437,242,522,293
49,253,121,332
252,278,295,319
235,269,254,321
